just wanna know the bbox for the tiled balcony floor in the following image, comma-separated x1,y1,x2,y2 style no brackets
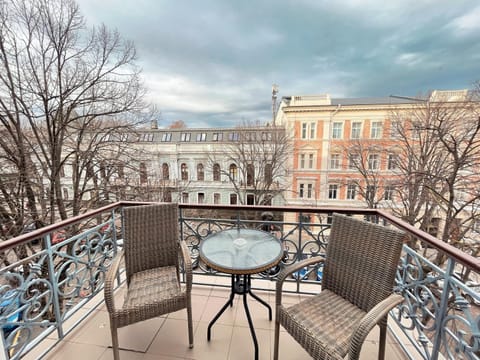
25,276,412,360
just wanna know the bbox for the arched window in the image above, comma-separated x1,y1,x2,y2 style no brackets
229,164,237,181
162,163,169,180
213,163,221,181
247,163,254,186
140,162,147,184
181,163,188,181
197,163,204,181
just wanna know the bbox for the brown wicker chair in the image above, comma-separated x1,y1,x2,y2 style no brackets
274,213,405,360
104,203,193,360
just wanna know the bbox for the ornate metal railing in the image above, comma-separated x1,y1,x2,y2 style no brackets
0,202,478,360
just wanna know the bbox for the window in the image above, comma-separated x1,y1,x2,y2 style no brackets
307,184,313,198
198,192,205,204
300,153,315,169
298,183,313,199
163,190,172,202
247,164,254,186
308,154,314,169
332,122,343,139
197,163,204,181
229,164,237,181
310,123,316,139
346,184,356,200
351,122,362,139
349,153,360,169
117,164,124,178
213,193,221,204
230,193,237,205
412,122,422,139
390,121,401,138
366,185,376,202
368,154,379,170
265,163,273,183
228,132,239,141
247,194,255,205
162,163,169,180
182,192,189,203
63,188,69,200
59,165,65,177
330,154,341,169
196,133,207,141
140,133,154,142
212,132,223,141
388,154,398,170
213,163,221,181
140,162,147,184
301,122,316,139
180,132,191,142
181,163,188,181
261,132,272,141
384,185,394,200
370,121,382,138
328,184,338,199
161,133,172,142
299,154,305,169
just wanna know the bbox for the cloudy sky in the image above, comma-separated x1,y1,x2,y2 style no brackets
77,0,480,128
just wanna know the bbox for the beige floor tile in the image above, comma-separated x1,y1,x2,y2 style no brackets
274,330,311,360
233,296,275,331
43,341,107,360
228,325,271,360
147,317,196,358
200,296,239,326
188,321,233,360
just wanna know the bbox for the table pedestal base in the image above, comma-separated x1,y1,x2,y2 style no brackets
207,274,272,360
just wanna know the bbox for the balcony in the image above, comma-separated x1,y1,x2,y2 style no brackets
0,202,479,359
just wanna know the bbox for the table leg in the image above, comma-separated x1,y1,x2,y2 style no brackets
242,274,259,360
247,274,273,320
207,275,236,341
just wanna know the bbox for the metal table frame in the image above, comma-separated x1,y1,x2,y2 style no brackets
199,228,283,360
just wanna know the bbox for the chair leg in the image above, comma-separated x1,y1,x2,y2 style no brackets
378,319,387,360
273,313,280,360
110,324,120,360
187,303,194,348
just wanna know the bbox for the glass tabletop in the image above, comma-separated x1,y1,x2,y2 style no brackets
199,228,283,274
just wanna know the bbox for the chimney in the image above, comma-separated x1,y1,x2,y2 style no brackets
151,119,158,129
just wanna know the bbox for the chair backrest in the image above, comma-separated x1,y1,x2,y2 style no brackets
322,213,405,312
122,203,179,282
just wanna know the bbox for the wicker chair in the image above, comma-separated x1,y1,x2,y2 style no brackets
104,203,193,360
274,213,405,360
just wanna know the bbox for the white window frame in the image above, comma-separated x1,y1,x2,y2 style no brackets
330,154,341,169
332,122,343,139
370,121,382,139
368,154,380,170
351,122,362,139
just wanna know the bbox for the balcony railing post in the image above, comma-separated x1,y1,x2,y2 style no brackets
45,233,64,339
430,258,455,360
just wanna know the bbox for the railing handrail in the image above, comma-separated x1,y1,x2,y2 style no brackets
1,201,479,272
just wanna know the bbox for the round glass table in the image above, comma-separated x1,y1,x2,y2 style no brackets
199,228,283,360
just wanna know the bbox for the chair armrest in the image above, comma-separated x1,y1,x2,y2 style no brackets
104,250,124,314
276,256,325,306
179,240,192,292
348,293,404,359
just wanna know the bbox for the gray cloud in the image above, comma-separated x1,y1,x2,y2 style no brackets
77,0,480,127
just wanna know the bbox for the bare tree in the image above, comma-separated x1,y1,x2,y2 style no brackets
389,89,480,258
0,0,146,239
341,140,389,209
208,122,292,206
